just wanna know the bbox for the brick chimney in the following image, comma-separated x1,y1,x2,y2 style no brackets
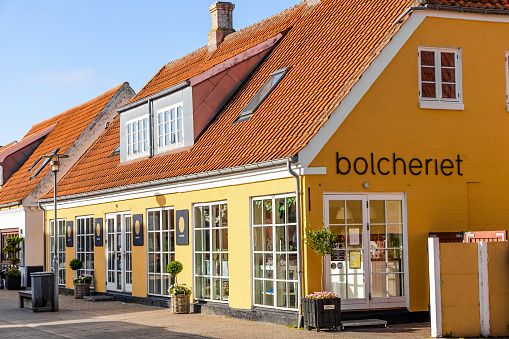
208,2,235,52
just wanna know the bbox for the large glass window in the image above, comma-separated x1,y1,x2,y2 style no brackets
194,202,228,302
147,208,175,297
157,104,183,149
252,195,297,310
126,116,149,157
1,228,19,265
76,216,94,286
50,219,66,285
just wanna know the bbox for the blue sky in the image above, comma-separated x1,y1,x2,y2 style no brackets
0,0,299,145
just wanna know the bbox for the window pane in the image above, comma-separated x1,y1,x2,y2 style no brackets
254,253,263,278
421,66,435,82
441,52,455,67
442,84,456,99
177,106,182,118
441,67,455,83
276,198,285,224
277,281,287,308
421,82,436,98
421,51,435,66
253,201,263,225
253,227,263,251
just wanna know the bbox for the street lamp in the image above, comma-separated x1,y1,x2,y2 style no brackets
42,153,68,311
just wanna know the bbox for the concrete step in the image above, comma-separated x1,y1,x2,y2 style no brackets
83,295,114,302
340,319,387,330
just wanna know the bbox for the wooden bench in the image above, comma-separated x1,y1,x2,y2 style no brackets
18,290,32,309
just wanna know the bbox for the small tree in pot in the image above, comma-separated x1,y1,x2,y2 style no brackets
70,258,91,299
167,261,191,314
303,222,341,331
3,236,23,290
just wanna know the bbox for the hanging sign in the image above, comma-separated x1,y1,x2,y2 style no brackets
175,210,189,245
65,221,73,247
133,214,144,246
94,218,103,247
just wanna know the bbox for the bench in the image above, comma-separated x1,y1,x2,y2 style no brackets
18,290,32,309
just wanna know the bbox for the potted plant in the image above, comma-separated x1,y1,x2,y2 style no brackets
167,261,191,313
3,236,23,290
303,223,341,331
70,258,92,299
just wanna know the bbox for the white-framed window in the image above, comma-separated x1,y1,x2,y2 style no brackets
75,216,94,287
49,219,66,285
418,47,463,110
147,207,175,297
194,201,229,302
157,103,183,149
252,194,298,310
505,52,509,111
126,116,149,158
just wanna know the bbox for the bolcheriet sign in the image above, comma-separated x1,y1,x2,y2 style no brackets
336,153,464,176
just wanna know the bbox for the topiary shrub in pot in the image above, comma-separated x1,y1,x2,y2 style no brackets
3,236,23,290
167,261,191,314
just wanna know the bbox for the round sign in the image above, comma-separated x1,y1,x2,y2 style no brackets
96,223,101,236
135,220,141,235
331,263,337,269
338,263,343,269
67,225,71,236
179,216,185,233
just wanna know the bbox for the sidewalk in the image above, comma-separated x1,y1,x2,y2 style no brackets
0,289,430,338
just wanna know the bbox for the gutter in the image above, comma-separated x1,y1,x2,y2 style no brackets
117,81,190,113
287,157,303,328
0,200,23,209
38,201,46,271
392,6,425,25
39,157,293,204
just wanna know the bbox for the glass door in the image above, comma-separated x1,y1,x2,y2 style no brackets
106,213,132,292
324,194,406,310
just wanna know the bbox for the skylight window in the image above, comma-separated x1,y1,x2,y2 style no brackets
27,156,42,172
109,145,120,158
238,67,291,119
30,148,60,180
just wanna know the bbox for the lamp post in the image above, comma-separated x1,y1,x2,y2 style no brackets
42,153,68,311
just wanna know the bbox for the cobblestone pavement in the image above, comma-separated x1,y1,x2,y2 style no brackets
0,289,430,338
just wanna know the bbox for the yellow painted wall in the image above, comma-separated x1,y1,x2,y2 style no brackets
487,242,509,337
440,243,480,337
305,16,509,312
44,177,294,309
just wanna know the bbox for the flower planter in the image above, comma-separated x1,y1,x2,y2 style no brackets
74,283,91,299
5,275,21,290
171,294,190,314
303,297,341,331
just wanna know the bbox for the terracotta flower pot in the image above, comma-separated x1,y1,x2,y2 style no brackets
171,294,190,314
74,283,91,299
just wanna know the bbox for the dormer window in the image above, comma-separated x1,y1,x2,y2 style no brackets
127,116,149,158
157,103,183,149
238,67,291,120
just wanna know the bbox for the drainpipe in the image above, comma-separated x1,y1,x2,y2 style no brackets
38,201,46,271
287,158,303,328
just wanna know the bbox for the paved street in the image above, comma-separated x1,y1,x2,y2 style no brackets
0,290,430,338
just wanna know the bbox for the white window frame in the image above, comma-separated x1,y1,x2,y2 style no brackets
251,193,298,311
193,200,229,303
505,52,509,112
126,115,149,159
418,47,463,110
75,215,94,288
146,207,175,297
49,218,66,286
156,103,184,151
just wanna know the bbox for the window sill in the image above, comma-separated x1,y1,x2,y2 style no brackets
419,101,464,111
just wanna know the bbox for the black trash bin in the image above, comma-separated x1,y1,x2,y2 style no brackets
30,272,54,312
25,266,44,288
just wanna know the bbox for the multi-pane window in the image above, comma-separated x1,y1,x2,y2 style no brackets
194,202,229,302
49,219,66,285
418,47,460,102
1,229,19,265
147,208,175,297
127,116,149,157
76,216,94,286
157,104,183,149
252,195,297,310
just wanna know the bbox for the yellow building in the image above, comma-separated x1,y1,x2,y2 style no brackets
39,0,509,325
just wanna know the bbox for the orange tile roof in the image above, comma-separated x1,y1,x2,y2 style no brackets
47,0,420,199
0,84,126,205
128,2,307,104
0,142,17,154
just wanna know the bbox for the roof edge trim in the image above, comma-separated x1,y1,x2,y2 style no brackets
39,157,294,203
424,4,509,15
190,33,283,87
117,81,190,113
0,124,57,163
0,201,23,209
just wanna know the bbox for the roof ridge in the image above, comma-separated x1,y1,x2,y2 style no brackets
28,83,125,134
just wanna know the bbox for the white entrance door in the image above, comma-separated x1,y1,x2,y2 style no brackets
324,193,407,310
106,213,132,292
